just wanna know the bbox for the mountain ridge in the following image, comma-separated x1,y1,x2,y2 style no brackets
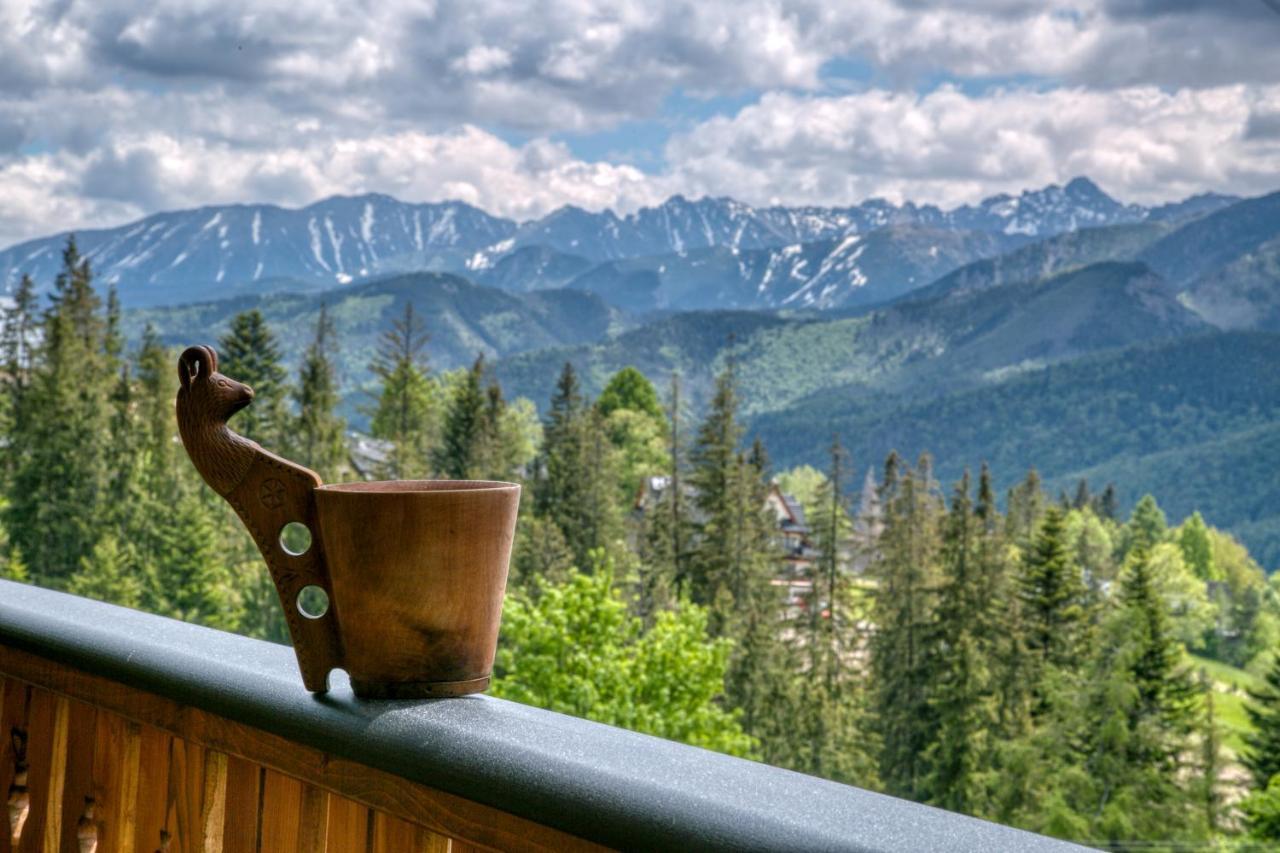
3,178,1244,307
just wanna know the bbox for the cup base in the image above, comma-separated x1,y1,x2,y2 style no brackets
350,674,491,699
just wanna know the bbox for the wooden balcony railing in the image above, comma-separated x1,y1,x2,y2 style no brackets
0,580,1086,852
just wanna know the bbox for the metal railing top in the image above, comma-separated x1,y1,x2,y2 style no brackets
0,579,1088,852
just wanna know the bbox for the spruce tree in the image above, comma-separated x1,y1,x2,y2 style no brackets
869,452,943,800
927,470,995,814
1177,512,1217,581
67,535,144,609
1244,654,1280,790
219,310,289,449
535,362,621,570
789,436,873,783
290,304,347,480
434,356,487,479
1005,468,1045,548
1018,506,1087,674
1125,494,1168,555
6,237,114,584
640,371,692,604
368,302,437,478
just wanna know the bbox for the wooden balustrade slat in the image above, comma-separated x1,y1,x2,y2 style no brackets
199,751,227,853
169,737,212,853
56,701,95,853
218,759,260,853
90,712,140,853
296,783,329,853
259,770,305,852
133,727,171,853
0,648,604,852
0,676,27,853
18,689,57,853
372,812,450,853
324,795,369,853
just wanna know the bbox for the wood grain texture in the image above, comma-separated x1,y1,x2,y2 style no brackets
132,727,171,853
314,480,520,699
372,812,451,853
56,700,95,853
218,759,260,853
175,344,342,693
0,649,603,853
90,713,139,853
296,783,329,853
0,677,28,853
323,795,369,853
18,689,58,853
176,343,520,699
199,751,226,853
258,771,302,852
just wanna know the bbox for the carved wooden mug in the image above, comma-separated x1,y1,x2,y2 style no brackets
175,344,520,698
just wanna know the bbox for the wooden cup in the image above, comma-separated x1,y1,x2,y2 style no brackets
314,480,520,698
174,343,520,697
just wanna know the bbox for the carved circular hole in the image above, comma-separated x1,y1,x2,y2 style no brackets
296,585,330,620
279,522,312,556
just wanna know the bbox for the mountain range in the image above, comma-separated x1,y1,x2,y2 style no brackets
0,178,1238,309
9,177,1280,566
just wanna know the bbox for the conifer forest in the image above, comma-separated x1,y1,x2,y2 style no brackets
8,241,1280,850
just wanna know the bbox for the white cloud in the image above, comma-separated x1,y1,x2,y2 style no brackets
0,125,668,246
665,84,1280,208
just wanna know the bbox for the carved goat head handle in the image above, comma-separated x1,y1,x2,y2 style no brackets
177,345,254,423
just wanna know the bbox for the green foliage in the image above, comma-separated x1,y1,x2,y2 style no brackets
290,303,348,481
1179,511,1219,581
67,535,144,609
1244,655,1280,790
597,365,665,422
219,310,289,448
1241,775,1280,841
367,302,440,478
493,551,755,758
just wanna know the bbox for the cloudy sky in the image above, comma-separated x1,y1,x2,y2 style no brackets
2,0,1280,247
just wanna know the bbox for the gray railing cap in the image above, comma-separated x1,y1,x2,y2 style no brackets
0,579,1089,852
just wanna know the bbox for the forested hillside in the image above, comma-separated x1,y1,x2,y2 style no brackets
7,242,1280,848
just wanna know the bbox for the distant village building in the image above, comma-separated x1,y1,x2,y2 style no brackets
633,472,883,616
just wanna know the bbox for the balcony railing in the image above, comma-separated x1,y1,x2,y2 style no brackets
0,579,1086,852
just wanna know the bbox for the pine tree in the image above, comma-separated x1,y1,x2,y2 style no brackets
219,310,289,449
869,452,943,800
1244,654,1280,790
687,365,748,611
290,304,347,480
367,302,437,478
1198,669,1223,833
1094,483,1120,522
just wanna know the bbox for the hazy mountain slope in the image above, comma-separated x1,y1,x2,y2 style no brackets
495,261,1203,417
1140,190,1280,287
1179,235,1280,331
747,332,1280,567
474,245,594,292
123,273,623,400
902,222,1171,304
